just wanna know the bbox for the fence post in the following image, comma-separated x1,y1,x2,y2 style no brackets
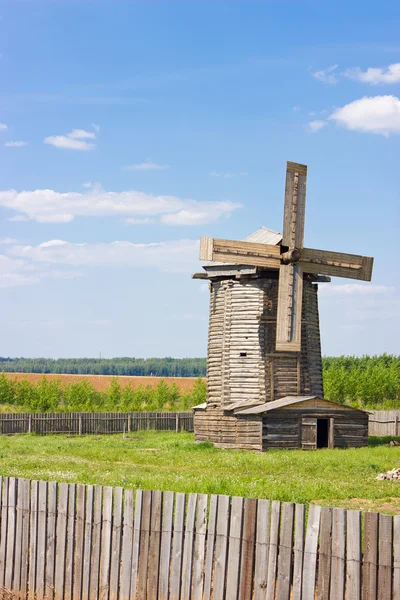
79,414,82,436
176,414,179,433
127,415,131,434
28,415,32,434
396,415,399,437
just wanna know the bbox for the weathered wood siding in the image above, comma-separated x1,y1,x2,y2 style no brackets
194,409,262,450
262,405,368,451
206,276,323,410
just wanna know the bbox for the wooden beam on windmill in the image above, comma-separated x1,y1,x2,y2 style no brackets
199,160,374,353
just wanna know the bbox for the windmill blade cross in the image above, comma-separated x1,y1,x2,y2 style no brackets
276,263,303,352
300,248,374,281
199,236,281,269
282,161,307,250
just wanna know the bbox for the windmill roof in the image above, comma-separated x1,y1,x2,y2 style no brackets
204,227,282,267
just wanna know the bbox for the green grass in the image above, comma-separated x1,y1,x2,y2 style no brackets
0,432,399,513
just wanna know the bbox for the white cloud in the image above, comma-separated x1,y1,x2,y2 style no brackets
4,141,28,148
0,238,17,244
344,62,400,85
0,187,240,225
92,123,100,133
124,159,170,171
9,239,200,274
0,251,85,289
0,123,7,131
67,129,96,140
319,284,394,296
313,65,339,84
307,120,327,133
124,217,155,225
43,126,97,151
209,171,248,178
329,95,400,136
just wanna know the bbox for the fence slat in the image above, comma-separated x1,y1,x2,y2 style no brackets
64,484,76,600
120,489,134,600
28,480,39,595
346,509,361,600
90,485,103,600
253,498,270,600
318,507,332,600
20,479,30,596
130,489,143,599
0,476,8,588
203,494,218,600
393,515,400,600
137,489,152,600
362,512,378,600
5,477,17,592
54,482,68,600
292,503,305,600
302,504,321,600
191,493,208,600
13,478,23,593
158,491,174,600
239,497,258,600
169,492,185,600
46,480,57,600
276,502,295,600
73,484,86,600
147,490,162,600
266,500,281,600
82,485,94,600
226,496,244,600
109,487,123,600
100,486,113,600
213,494,230,600
181,493,197,600
378,513,393,600
330,508,346,600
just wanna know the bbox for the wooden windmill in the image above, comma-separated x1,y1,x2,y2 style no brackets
193,161,373,450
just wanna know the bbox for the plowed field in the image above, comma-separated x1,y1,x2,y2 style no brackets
3,373,200,392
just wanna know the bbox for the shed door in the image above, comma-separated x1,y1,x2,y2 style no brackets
301,417,317,450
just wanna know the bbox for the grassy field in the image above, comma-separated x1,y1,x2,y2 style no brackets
0,432,399,513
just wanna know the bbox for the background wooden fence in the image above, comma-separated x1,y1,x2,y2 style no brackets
0,412,194,435
0,410,399,437
0,476,398,599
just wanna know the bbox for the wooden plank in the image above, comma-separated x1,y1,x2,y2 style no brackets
29,480,39,595
64,484,76,600
5,477,17,592
276,502,294,600
362,512,378,600
181,493,197,600
45,481,57,599
200,236,214,261
203,494,218,600
13,478,23,593
300,248,373,281
130,489,143,599
158,491,174,600
330,508,346,600
213,494,230,600
266,500,281,600
318,507,332,600
147,490,162,600
170,492,185,600
19,479,31,597
35,480,48,599
254,499,270,600
90,485,103,600
191,493,208,600
73,484,86,600
120,489,134,600
292,503,305,600
377,513,392,600
82,485,94,600
276,263,303,352
393,515,400,600
226,496,244,600
239,497,257,600
282,164,307,248
100,486,113,600
346,510,361,600
302,504,321,600
54,482,68,600
0,476,7,588
109,487,123,600
137,489,152,600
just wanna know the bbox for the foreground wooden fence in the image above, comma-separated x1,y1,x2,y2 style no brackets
0,411,399,437
0,412,193,435
0,477,399,599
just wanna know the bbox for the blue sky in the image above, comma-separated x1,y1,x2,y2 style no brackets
0,0,399,358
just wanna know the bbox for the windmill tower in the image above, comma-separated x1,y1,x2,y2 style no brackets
192,162,373,450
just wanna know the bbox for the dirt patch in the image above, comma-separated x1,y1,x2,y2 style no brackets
3,372,201,393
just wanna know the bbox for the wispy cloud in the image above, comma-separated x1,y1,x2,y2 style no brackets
44,125,98,151
312,64,339,84
0,238,17,244
209,171,248,178
307,120,327,133
319,284,394,296
329,95,400,136
124,217,156,225
0,187,241,225
344,62,400,84
4,141,28,148
123,159,170,171
0,123,7,131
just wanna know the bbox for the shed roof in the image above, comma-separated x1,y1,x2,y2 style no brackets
234,396,366,415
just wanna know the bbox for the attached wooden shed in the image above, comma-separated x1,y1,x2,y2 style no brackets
194,396,368,451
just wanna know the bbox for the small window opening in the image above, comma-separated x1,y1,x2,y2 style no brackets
240,352,247,357
317,419,329,448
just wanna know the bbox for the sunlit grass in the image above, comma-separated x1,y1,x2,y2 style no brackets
0,432,399,513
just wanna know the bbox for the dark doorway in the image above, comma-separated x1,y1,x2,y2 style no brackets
317,419,329,448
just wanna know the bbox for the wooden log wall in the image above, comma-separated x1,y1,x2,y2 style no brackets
206,276,324,412
0,476,399,599
0,412,193,435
